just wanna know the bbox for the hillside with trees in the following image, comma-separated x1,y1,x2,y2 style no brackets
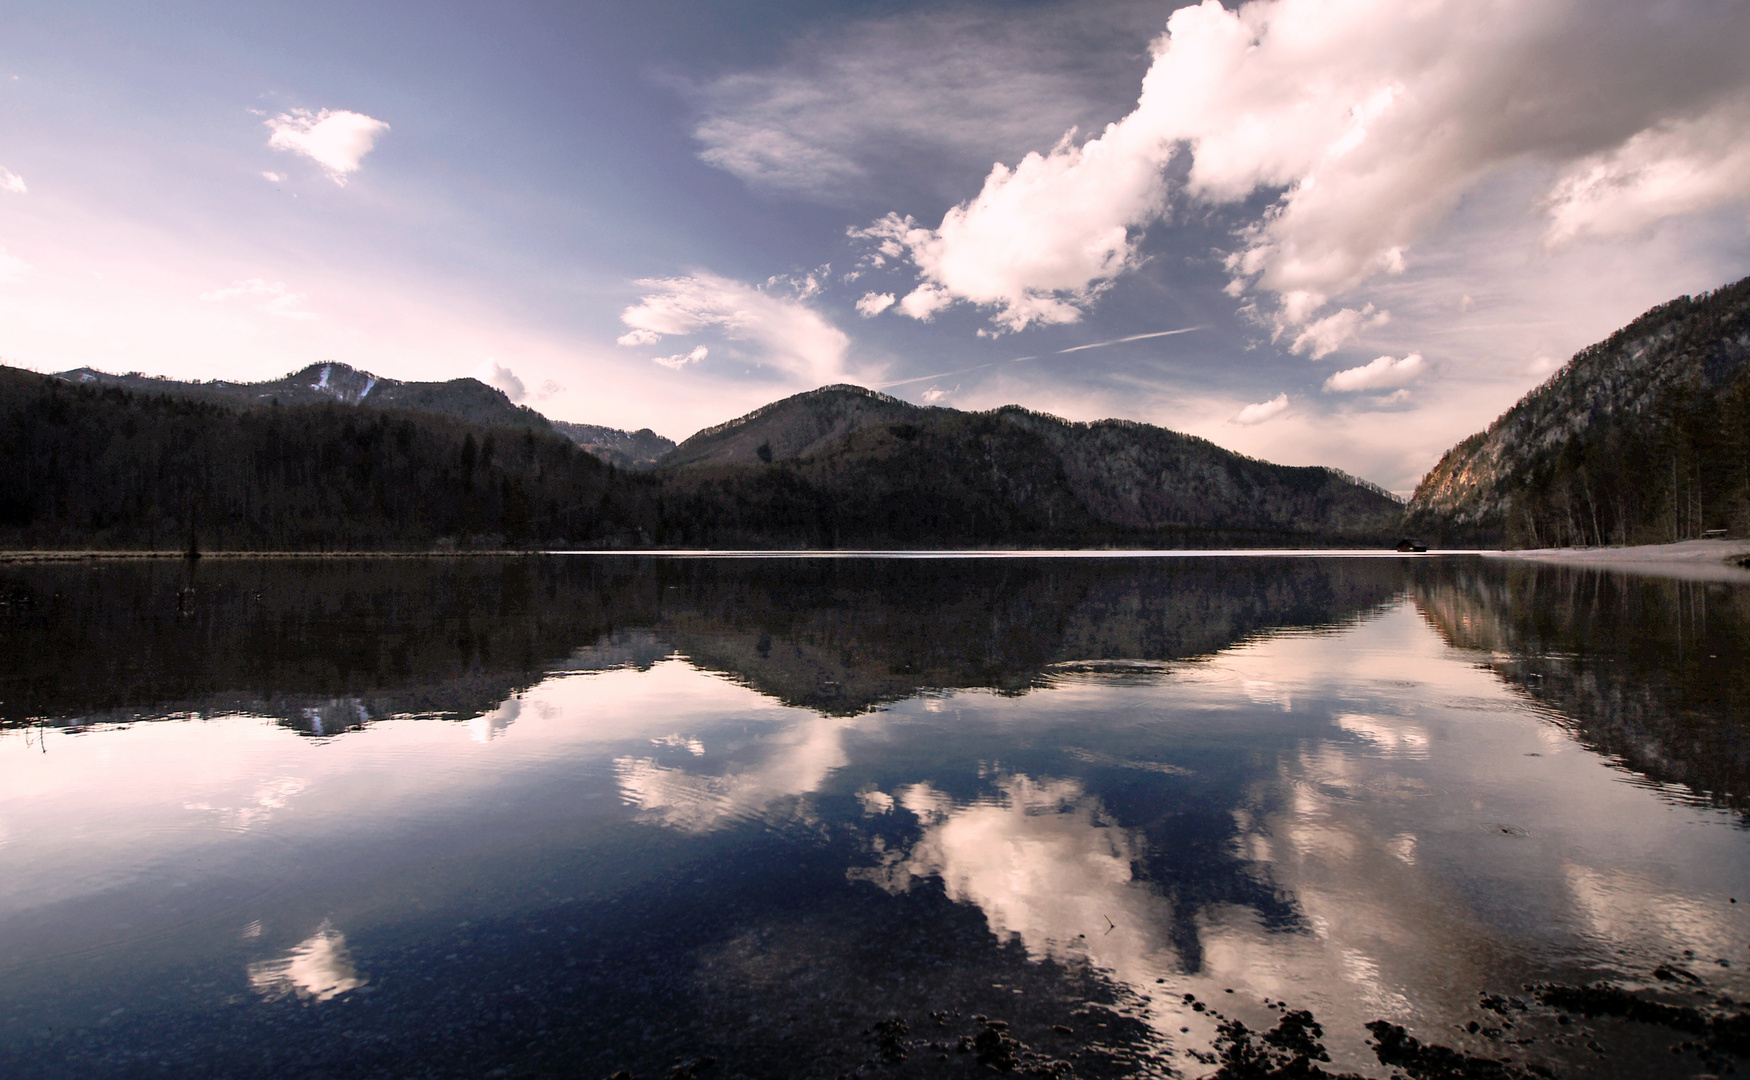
549,422,676,470
0,368,647,551
1404,274,1750,546
652,387,1404,547
0,366,1403,551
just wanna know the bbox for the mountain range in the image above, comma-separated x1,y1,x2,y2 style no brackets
59,362,555,434
6,363,1403,549
18,269,1750,552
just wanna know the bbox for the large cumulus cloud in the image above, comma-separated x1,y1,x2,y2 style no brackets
853,0,1750,344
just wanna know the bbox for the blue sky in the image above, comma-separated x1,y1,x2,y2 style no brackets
3,0,1749,491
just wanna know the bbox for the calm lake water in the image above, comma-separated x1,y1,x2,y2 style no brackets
2,554,1749,1079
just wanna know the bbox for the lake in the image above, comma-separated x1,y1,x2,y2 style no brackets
2,554,1748,1079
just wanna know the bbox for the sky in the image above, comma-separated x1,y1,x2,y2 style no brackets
2,0,1749,492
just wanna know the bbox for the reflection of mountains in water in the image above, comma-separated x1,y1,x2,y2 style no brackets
1413,560,1750,813
1,556,1408,731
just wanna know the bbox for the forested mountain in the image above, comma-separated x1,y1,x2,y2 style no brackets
661,383,928,468
1405,275,1750,546
549,422,676,470
57,362,555,434
1,367,643,550
1,365,1402,550
650,386,1404,545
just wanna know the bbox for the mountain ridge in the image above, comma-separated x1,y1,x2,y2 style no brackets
1404,275,1750,546
57,362,556,434
649,386,1404,544
8,362,1407,549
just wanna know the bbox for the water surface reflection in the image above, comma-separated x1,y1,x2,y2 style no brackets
1,555,1747,1078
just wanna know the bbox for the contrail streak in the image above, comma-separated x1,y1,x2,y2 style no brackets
1054,326,1202,353
876,326,1201,391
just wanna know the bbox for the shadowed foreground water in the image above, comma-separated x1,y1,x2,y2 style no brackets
2,554,1749,1079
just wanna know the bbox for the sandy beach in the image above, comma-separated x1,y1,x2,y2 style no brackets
1488,537,1750,582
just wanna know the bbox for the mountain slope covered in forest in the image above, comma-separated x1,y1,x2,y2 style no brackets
1404,275,1750,546
651,386,1404,545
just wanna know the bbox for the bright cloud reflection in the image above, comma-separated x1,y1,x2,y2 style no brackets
852,775,1176,988
613,714,856,832
246,920,366,1001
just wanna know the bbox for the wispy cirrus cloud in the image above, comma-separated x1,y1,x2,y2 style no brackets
266,108,390,185
653,345,709,371
199,278,316,319
0,248,28,284
688,5,1159,204
617,272,850,384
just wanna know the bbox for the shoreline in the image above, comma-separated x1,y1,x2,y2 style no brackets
0,549,544,564
1487,537,1750,582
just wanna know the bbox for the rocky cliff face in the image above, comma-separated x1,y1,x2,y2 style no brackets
1404,275,1750,546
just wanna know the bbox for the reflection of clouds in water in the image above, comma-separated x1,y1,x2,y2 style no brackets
1243,679,1292,712
652,733,706,756
614,715,854,832
468,697,519,743
1563,863,1740,969
247,920,366,1001
1335,714,1429,758
184,776,308,832
851,775,1176,988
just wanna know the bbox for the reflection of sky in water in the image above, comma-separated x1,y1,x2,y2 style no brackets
246,921,366,1002
4,593,1750,1075
852,775,1177,994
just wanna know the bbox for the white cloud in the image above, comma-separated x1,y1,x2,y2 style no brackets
920,383,957,404
855,291,895,317
618,272,850,383
475,358,526,401
0,168,25,195
1288,305,1389,359
0,248,28,284
652,345,709,371
1324,353,1426,393
1544,96,1750,246
266,109,390,185
850,123,1161,330
857,0,1750,336
261,171,283,183
896,284,955,322
199,278,316,319
1232,392,1289,425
